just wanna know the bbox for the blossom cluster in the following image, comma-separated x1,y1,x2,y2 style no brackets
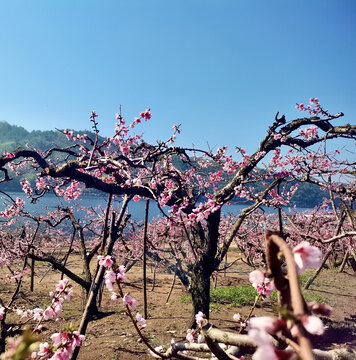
20,179,33,197
249,270,274,300
100,255,146,330
188,200,221,223
104,265,127,291
63,181,82,201
63,129,88,142
16,278,73,328
31,331,85,360
4,267,28,283
1,279,85,360
248,312,326,360
0,197,25,225
296,97,330,117
3,152,15,159
299,126,318,140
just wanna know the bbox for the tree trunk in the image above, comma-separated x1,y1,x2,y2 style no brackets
189,209,221,326
190,261,211,324
0,317,6,354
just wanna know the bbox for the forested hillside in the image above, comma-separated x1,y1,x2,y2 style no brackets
0,121,100,192
0,121,96,153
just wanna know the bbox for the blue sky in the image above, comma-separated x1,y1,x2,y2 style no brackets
0,0,355,157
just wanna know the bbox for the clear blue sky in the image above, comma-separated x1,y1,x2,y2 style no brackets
0,0,355,156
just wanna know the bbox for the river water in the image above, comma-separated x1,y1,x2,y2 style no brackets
0,191,310,223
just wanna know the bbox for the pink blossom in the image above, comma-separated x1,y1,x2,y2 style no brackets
121,145,130,153
111,292,119,301
33,308,43,322
123,294,137,310
136,313,147,329
248,329,277,360
36,177,47,190
195,311,205,326
172,124,181,133
56,278,69,292
51,332,68,347
43,307,55,320
15,197,24,207
51,348,70,360
248,316,278,334
16,309,25,317
89,110,98,119
301,315,324,335
293,241,322,274
37,342,50,356
140,109,151,121
249,270,265,285
249,270,274,299
20,179,32,197
252,345,277,360
53,302,63,316
116,265,127,283
105,270,116,282
104,270,116,291
65,130,73,140
97,255,113,268
4,152,15,159
188,213,196,221
63,287,73,301
233,313,241,322
186,329,195,343
0,307,5,320
63,180,82,200
71,331,86,347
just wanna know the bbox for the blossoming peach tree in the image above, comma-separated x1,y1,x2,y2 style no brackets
0,99,355,359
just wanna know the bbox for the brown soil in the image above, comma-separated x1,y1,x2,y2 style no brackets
1,252,355,360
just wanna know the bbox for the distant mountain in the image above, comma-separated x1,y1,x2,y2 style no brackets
0,121,102,192
0,121,98,153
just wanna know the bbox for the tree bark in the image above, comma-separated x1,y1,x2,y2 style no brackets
190,261,211,324
189,210,221,325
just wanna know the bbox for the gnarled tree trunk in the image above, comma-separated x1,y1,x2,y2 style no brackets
189,210,221,325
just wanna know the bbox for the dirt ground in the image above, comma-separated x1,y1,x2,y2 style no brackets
1,251,355,360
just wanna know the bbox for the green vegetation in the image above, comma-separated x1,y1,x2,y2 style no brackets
179,285,258,307
268,289,326,303
210,285,258,306
180,284,327,308
302,291,327,303
298,270,319,286
34,261,50,266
